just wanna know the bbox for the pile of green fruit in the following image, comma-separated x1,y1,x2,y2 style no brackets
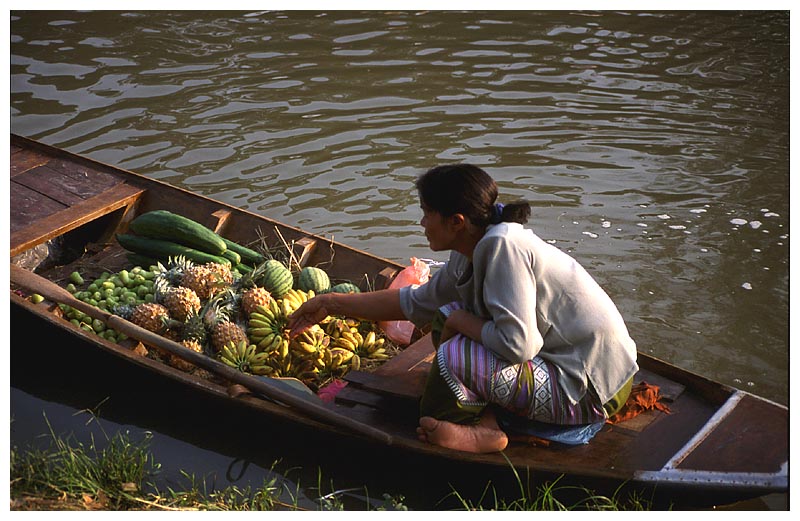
59,267,156,343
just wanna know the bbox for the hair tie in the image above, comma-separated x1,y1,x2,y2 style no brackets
490,203,505,224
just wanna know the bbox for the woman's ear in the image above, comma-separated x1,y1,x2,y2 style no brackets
448,213,467,230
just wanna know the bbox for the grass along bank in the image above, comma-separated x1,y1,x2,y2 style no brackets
9,414,657,511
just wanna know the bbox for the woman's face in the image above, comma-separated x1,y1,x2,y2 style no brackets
420,204,454,252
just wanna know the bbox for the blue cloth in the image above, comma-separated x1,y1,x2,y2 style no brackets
496,409,605,445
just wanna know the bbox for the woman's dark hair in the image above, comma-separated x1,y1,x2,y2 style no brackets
415,164,530,226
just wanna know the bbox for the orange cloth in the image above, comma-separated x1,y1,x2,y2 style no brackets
606,381,671,424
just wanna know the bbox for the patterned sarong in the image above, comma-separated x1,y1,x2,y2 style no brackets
421,302,609,426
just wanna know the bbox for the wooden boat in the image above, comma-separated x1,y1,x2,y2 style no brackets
9,133,788,509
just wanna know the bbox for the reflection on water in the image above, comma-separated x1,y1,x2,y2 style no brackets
9,9,789,507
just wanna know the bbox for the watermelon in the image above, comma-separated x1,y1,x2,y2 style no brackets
298,266,331,293
260,260,293,298
326,282,361,294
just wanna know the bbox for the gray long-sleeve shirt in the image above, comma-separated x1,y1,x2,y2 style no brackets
399,222,638,405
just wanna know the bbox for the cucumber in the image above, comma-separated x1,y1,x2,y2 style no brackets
234,263,254,275
116,234,231,267
221,249,242,265
220,237,266,266
129,210,227,255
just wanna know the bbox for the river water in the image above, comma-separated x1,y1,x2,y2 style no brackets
8,10,790,509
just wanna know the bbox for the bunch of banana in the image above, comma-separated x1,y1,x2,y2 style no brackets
323,316,360,339
247,301,290,350
331,329,388,360
315,347,351,380
282,288,314,314
287,325,328,381
360,330,389,360
290,324,329,356
328,345,359,373
218,339,272,375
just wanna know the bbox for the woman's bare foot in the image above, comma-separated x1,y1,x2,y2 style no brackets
416,409,508,453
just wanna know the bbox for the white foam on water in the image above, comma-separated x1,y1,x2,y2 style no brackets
730,218,748,226
741,282,753,290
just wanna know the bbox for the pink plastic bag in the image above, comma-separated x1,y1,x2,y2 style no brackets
379,257,430,346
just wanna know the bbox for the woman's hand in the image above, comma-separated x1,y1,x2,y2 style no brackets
287,295,331,338
442,309,487,344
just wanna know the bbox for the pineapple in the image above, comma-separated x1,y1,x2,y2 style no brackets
211,320,248,353
241,286,272,315
169,340,204,372
129,302,170,333
162,286,202,322
181,264,227,300
203,296,247,352
208,262,235,285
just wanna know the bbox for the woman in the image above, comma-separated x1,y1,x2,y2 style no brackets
288,164,638,453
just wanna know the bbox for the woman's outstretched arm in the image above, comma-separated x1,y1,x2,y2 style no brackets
287,288,406,337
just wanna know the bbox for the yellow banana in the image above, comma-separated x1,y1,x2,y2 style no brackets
351,354,361,371
280,298,292,317
340,330,359,346
254,305,275,320
331,347,354,362
252,352,270,364
248,319,273,329
363,331,376,351
249,311,269,321
221,342,236,358
257,333,276,350
295,341,317,354
333,337,356,352
251,364,273,376
247,327,275,337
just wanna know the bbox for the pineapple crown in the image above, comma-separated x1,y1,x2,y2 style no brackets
154,255,195,287
202,290,239,327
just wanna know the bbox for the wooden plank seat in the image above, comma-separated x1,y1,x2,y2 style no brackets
10,182,146,257
10,142,147,257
